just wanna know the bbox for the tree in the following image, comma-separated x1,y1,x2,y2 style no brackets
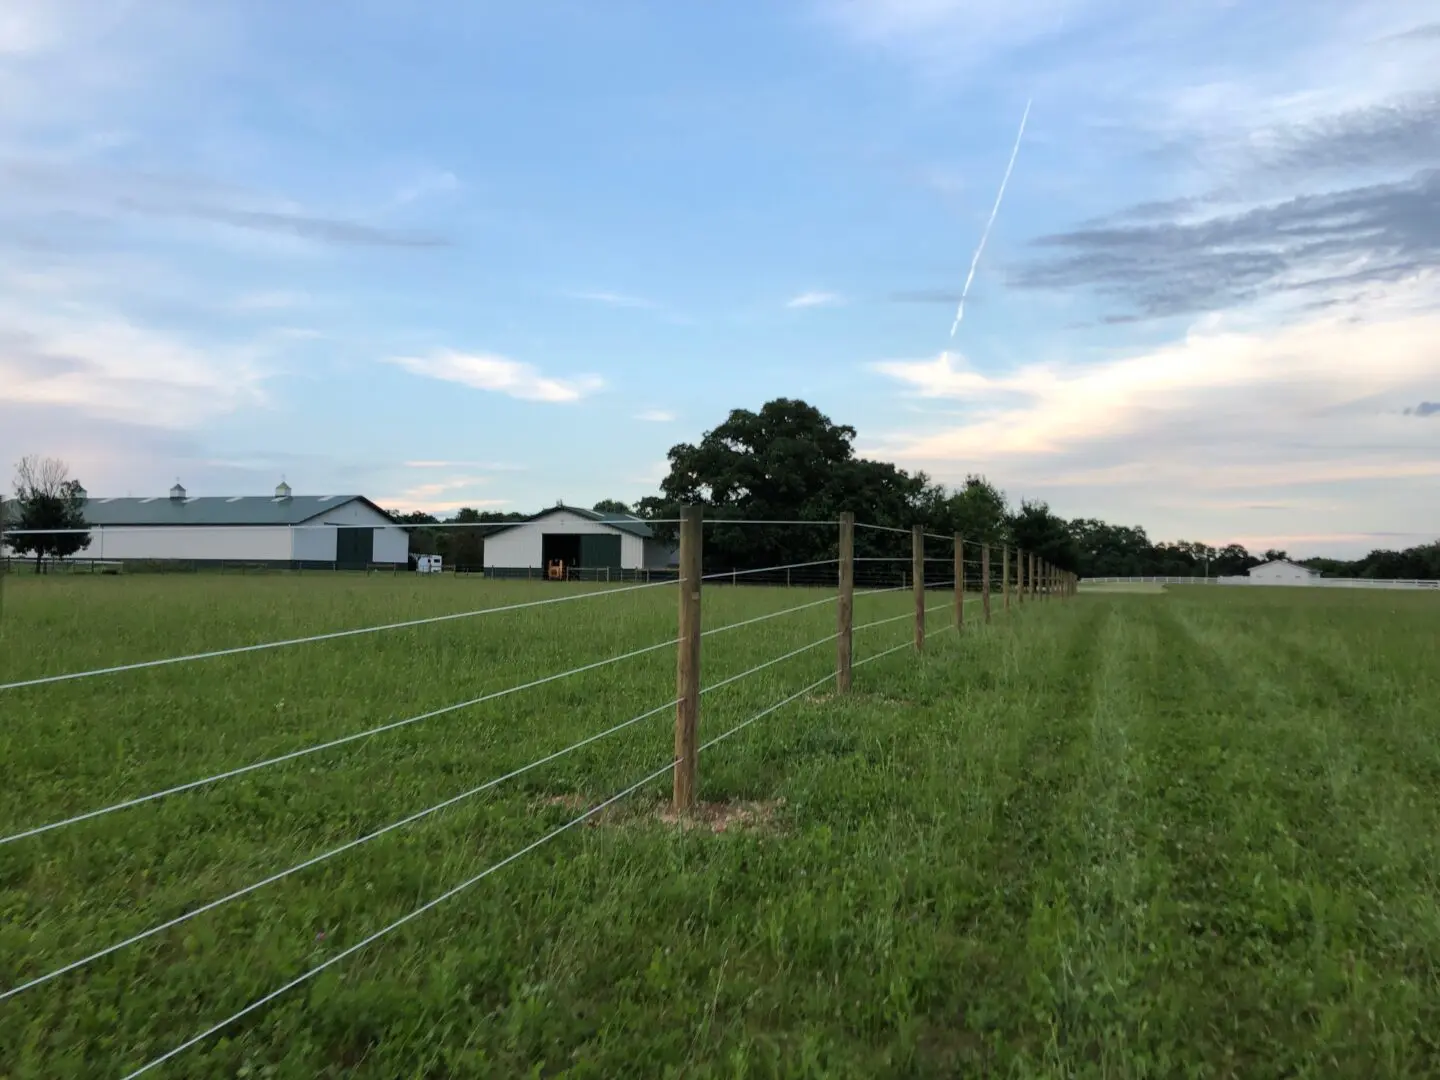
1008,499,1080,573
592,499,631,515
932,476,1011,549
1067,519,1153,577
10,456,90,572
650,398,937,570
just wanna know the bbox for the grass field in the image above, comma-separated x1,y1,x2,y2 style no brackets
2,576,1439,1077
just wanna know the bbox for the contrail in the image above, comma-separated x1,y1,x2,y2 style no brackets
950,98,1033,337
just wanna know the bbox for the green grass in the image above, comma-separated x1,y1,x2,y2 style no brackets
2,577,1439,1078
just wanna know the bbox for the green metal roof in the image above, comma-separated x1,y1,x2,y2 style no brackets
484,504,654,539
1,495,394,528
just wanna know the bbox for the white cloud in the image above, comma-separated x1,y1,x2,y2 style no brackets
785,290,843,309
868,275,1440,550
0,297,268,429
635,408,676,422
628,460,670,486
564,290,658,310
402,460,527,471
385,350,603,403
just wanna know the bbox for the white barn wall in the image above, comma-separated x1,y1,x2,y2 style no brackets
483,510,647,570
83,526,294,562
621,533,644,569
373,528,409,564
291,527,338,563
483,527,541,569
1248,561,1320,585
291,501,407,564
298,500,396,528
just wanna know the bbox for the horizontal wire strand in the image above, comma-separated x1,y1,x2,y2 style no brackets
1,560,854,694
0,579,677,694
121,648,915,1079
701,559,838,581
0,696,679,1001
7,595,938,997
0,586,885,847
117,753,681,1079
0,638,674,847
5,598,896,997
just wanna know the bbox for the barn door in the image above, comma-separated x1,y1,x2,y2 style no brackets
579,533,622,569
336,527,374,569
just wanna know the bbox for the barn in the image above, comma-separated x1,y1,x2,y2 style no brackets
482,504,675,579
1247,559,1322,585
4,482,409,569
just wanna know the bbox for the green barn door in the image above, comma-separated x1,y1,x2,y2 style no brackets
336,527,374,569
579,533,622,570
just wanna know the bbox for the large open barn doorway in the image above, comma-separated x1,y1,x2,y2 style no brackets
542,533,582,573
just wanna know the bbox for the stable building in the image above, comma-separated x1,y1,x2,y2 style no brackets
482,504,675,579
16,482,409,568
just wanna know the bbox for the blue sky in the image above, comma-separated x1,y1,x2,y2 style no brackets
1,0,1437,556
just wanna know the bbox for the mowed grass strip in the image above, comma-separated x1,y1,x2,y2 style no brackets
1,577,1438,1077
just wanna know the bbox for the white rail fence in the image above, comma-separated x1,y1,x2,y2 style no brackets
1083,576,1440,590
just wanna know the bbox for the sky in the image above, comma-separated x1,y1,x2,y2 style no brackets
1,0,1437,557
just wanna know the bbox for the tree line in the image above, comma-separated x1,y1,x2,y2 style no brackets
10,400,1436,581
395,399,1438,580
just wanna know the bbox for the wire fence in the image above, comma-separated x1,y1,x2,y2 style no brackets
0,511,1076,1075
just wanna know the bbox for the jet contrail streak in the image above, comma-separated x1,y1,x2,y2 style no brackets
950,98,1033,337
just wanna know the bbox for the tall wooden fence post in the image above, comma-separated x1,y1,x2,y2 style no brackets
673,505,703,812
0,495,7,629
982,544,992,623
1003,544,1011,611
912,525,925,652
837,513,854,693
954,535,965,632
1016,550,1025,605
1029,553,1037,601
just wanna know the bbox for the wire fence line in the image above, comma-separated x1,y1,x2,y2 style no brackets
0,576,679,694
0,559,851,695
2,607,934,1001
5,512,1079,1076
1,526,1068,693
0,584,884,848
115,639,921,1079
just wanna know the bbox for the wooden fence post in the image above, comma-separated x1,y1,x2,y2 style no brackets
1016,550,1025,605
0,496,6,629
912,525,925,652
1003,544,1011,611
1029,553,1038,601
954,535,965,632
673,505,703,812
982,544,992,623
837,513,854,693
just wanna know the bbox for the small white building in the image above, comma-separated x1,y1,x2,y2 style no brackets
1246,559,1322,585
482,504,675,578
3,482,410,568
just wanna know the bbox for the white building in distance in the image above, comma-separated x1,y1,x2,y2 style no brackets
1243,559,1323,585
482,505,675,578
4,482,409,568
